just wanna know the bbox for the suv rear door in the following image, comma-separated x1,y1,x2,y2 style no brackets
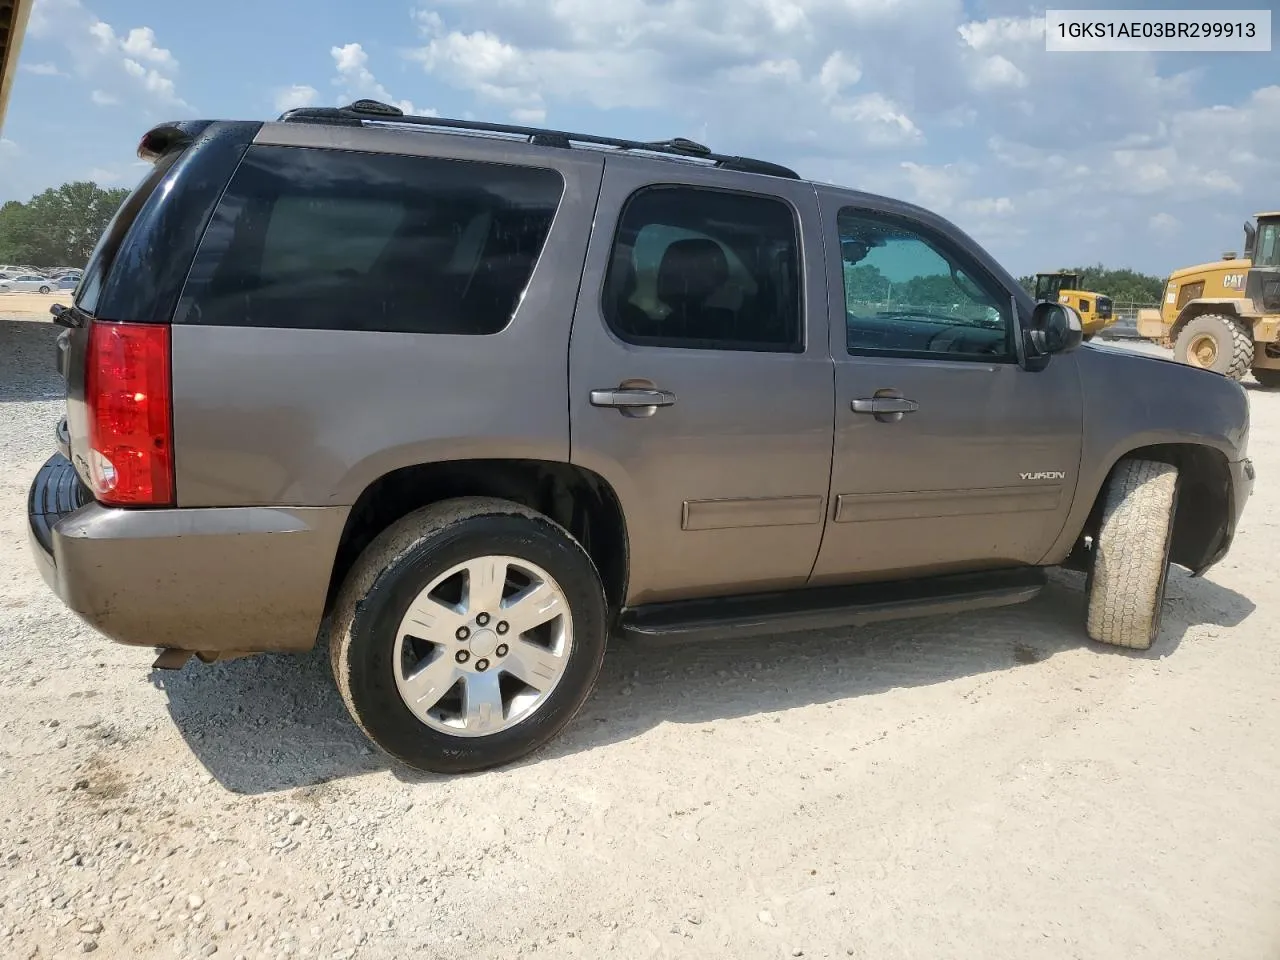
810,188,1084,583
569,158,834,606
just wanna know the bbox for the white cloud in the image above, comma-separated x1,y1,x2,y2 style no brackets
511,107,547,124
958,15,1044,51
817,51,862,101
21,62,67,77
90,89,119,106
832,93,922,145
120,27,176,70
23,0,188,109
961,196,1015,217
1149,213,1179,233
899,160,973,212
331,43,432,117
970,54,1027,91
274,84,319,113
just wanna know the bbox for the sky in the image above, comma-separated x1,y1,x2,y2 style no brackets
1,0,1277,279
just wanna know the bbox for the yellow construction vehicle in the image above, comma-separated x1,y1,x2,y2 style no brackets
1033,271,1115,340
1137,213,1280,386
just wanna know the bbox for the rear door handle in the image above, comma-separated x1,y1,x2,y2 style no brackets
851,397,918,415
590,387,677,412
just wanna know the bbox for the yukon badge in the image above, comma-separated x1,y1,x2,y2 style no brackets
1020,471,1066,481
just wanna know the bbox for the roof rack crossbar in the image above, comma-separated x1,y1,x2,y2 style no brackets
276,100,801,180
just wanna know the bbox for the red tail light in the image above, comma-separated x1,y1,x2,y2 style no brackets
84,321,173,506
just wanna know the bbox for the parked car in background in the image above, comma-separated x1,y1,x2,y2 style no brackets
56,275,79,291
0,274,55,293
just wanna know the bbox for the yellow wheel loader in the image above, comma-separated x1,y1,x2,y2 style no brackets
1137,213,1280,386
1033,271,1115,341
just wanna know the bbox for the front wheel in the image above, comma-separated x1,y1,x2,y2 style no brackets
1173,313,1253,380
327,497,608,774
38,285,50,294
1085,458,1179,650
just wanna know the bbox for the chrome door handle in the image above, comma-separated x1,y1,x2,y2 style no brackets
590,388,677,408
851,397,918,415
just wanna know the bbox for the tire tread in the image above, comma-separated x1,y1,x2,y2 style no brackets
1086,459,1178,650
1174,313,1253,380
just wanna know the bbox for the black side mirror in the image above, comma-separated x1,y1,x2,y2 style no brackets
1028,301,1084,356
1244,222,1257,260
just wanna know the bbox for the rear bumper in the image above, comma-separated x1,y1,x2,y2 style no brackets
28,453,348,655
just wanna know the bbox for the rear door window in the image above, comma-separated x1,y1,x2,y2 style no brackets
601,185,802,352
174,145,565,335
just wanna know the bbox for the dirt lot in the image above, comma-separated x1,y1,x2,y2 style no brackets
2,314,1278,960
0,292,65,320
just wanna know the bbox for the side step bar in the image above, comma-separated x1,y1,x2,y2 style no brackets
616,567,1046,645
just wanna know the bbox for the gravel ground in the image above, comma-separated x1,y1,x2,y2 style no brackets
2,315,1279,960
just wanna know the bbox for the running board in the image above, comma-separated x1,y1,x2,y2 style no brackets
616,567,1046,645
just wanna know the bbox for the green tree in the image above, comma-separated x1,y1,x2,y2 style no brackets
1018,265,1166,304
0,181,130,267
843,263,890,307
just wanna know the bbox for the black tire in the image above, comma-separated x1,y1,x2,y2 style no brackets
1083,333,1095,342
327,496,608,774
1173,313,1253,380
39,285,50,294
1085,459,1179,650
1252,368,1280,389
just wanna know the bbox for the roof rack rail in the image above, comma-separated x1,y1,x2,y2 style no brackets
276,99,801,180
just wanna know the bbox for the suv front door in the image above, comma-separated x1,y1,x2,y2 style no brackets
569,159,834,606
810,191,1084,584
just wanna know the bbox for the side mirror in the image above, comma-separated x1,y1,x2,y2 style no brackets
1028,301,1084,356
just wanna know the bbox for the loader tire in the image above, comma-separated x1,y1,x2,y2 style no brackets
1173,314,1253,380
1085,458,1179,650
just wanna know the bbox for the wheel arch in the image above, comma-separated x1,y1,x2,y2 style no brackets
1067,442,1232,575
323,459,629,621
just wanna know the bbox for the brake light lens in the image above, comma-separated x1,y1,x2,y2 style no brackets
84,321,173,506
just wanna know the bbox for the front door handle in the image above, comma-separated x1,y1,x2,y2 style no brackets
590,387,677,414
851,397,918,415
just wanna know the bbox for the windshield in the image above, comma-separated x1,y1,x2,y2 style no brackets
1256,223,1280,269
1034,273,1076,301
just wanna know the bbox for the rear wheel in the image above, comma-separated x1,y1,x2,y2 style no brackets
327,497,609,773
38,285,50,294
1173,313,1253,380
1085,458,1179,650
1252,367,1280,389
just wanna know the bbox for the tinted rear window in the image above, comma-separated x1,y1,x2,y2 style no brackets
75,149,182,316
173,145,565,334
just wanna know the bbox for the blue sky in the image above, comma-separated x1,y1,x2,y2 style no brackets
2,0,1277,279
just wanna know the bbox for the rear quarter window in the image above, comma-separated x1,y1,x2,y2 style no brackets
174,145,565,335
74,149,183,316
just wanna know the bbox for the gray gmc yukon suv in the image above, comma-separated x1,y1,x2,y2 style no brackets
28,100,1254,773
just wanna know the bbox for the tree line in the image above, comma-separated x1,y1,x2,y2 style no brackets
844,262,1168,315
0,182,130,268
1015,266,1166,304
